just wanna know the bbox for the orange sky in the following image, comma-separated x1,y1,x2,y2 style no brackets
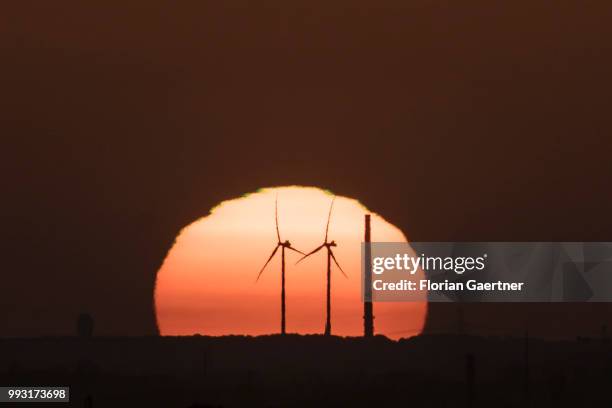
154,186,427,339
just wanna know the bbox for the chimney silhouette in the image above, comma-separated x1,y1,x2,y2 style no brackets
363,214,374,337
524,329,530,407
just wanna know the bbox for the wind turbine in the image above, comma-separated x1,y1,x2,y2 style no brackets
256,195,305,335
297,197,347,336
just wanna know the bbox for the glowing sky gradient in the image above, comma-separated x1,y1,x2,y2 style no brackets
155,186,427,339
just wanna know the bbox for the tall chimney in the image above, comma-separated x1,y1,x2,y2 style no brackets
364,214,374,337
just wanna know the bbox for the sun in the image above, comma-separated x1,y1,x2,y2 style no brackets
154,186,427,339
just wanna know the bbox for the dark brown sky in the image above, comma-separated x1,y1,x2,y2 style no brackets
1,1,611,337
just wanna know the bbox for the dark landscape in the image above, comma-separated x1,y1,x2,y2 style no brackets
2,333,611,407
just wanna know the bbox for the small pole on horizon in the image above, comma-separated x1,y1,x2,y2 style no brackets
524,328,530,407
364,214,374,337
466,353,475,408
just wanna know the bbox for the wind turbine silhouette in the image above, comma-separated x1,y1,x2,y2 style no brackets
256,195,305,335
297,197,347,336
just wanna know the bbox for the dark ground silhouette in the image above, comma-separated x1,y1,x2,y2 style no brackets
2,334,611,407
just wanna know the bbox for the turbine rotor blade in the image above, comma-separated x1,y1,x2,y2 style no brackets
329,249,348,278
296,244,325,264
324,197,335,242
275,194,281,242
256,245,280,282
286,245,306,256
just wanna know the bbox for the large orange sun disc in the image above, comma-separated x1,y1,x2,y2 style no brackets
154,186,427,339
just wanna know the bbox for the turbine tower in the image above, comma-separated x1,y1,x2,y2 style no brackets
297,197,347,336
256,195,305,335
